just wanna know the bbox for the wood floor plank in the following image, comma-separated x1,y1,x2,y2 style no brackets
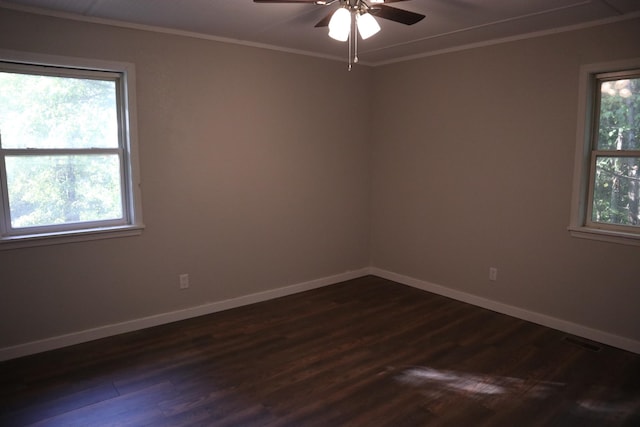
1,276,639,426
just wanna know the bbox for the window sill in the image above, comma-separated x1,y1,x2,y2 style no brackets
568,226,640,247
0,225,145,250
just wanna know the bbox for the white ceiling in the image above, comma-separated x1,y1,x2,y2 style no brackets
1,0,639,65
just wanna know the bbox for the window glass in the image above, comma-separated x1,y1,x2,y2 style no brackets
0,71,119,149
5,154,124,229
0,55,143,248
591,156,640,226
589,75,640,229
597,78,640,151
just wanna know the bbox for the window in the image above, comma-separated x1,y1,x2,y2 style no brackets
570,58,640,246
0,52,143,249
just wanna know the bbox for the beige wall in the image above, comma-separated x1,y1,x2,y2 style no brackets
0,9,372,348
370,18,640,343
1,7,639,353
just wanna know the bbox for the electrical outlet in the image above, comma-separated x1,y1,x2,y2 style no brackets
489,267,498,281
179,273,189,289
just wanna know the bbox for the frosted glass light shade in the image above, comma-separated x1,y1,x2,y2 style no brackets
328,8,351,42
356,12,380,39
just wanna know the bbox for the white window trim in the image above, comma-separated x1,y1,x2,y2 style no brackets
568,57,640,247
0,49,144,250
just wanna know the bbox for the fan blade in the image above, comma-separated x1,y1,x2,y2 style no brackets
313,1,412,27
314,10,334,27
253,0,318,3
371,5,425,25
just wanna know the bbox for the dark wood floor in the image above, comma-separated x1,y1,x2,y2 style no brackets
1,276,639,426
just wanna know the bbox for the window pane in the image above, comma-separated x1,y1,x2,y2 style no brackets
591,156,640,226
597,78,640,150
0,71,118,149
5,155,123,228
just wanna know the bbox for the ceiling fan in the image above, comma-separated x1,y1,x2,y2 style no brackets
254,0,426,69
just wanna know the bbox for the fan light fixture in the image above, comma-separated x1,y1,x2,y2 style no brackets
254,0,426,71
326,2,381,70
356,12,381,39
328,7,351,41
328,8,380,41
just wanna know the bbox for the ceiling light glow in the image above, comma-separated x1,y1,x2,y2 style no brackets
357,12,380,39
328,7,351,41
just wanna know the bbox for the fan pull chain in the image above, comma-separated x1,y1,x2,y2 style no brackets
348,42,351,71
354,23,359,65
348,18,353,71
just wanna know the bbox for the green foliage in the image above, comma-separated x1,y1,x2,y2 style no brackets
5,155,123,228
0,72,118,149
592,77,640,227
0,69,123,229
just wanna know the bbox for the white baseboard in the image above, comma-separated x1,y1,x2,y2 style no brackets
0,268,371,362
4,266,637,361
370,267,640,355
